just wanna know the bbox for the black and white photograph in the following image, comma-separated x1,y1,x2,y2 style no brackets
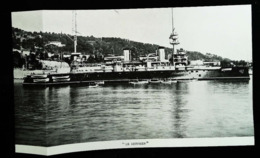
11,4,254,156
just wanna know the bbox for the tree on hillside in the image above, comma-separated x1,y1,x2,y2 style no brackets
13,51,23,68
34,35,44,48
232,60,247,67
130,46,138,61
87,55,95,63
221,58,232,67
12,37,21,49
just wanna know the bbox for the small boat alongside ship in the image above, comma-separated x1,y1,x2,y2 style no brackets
161,79,173,84
33,78,50,83
30,74,49,83
96,81,105,85
30,74,48,79
149,79,161,84
52,75,70,82
88,82,99,88
177,80,193,83
170,79,178,83
129,80,149,85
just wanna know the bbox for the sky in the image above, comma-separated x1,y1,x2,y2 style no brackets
11,5,252,61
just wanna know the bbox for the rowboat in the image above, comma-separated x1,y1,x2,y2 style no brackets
88,82,99,88
149,79,161,83
52,75,71,82
33,78,50,83
129,80,149,85
31,74,48,79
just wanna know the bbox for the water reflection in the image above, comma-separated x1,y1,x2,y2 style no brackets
171,82,190,138
15,84,49,146
14,79,254,146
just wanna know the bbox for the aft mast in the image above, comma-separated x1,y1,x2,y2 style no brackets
72,10,77,53
169,8,180,65
70,10,81,69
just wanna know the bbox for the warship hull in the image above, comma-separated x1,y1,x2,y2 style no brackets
22,66,250,86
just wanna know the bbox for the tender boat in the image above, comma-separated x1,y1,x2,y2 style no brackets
88,82,99,88
30,74,50,83
177,79,192,83
33,78,50,83
161,79,172,84
52,75,70,79
31,74,48,79
52,75,70,82
129,80,149,85
53,78,70,82
96,81,105,85
149,79,161,84
170,79,178,83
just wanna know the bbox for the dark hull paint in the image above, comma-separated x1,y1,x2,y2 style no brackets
23,67,250,86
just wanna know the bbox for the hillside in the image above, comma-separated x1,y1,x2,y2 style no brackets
12,27,249,68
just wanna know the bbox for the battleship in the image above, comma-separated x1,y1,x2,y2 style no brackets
22,10,250,86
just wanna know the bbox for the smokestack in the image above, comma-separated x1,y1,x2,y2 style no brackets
158,47,165,61
123,48,131,62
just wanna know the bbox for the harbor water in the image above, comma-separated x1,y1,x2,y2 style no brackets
14,76,254,147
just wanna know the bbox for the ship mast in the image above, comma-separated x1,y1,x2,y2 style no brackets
169,8,179,65
72,10,77,53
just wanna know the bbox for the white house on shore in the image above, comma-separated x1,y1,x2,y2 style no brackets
45,41,65,47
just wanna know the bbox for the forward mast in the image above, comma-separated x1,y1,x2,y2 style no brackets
169,8,180,65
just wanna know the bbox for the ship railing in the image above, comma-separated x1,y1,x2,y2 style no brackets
146,66,175,71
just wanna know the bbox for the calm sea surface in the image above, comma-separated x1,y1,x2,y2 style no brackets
14,76,254,146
